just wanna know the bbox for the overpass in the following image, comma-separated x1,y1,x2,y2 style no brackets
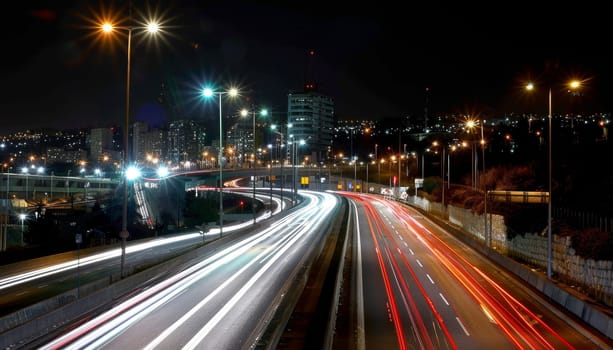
1,165,388,250
1,173,118,207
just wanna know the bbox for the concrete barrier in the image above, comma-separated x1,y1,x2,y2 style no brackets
436,210,613,341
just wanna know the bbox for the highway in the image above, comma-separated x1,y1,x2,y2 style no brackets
2,187,610,349
0,233,205,316
331,192,602,349
0,190,285,319
34,191,340,349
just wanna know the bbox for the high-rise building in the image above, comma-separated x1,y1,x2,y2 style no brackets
286,49,335,164
132,121,149,164
167,119,205,164
144,128,166,164
287,90,334,164
90,127,115,163
46,147,88,165
226,120,247,168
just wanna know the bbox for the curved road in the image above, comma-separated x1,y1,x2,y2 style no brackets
3,189,610,349
36,191,340,349
0,191,286,319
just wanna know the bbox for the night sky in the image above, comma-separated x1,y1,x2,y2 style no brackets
2,1,611,134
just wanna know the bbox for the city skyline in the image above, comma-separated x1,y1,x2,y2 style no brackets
2,1,611,134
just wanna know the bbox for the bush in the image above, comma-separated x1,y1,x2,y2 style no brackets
420,164,613,260
570,227,613,261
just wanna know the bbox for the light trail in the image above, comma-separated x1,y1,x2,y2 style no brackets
367,194,575,349
39,191,339,349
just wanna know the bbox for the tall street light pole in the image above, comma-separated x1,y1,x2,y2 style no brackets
2,168,9,252
351,127,356,191
547,87,553,279
447,146,452,189
119,23,132,279
21,167,28,201
525,82,551,277
480,121,489,248
338,154,344,189
271,125,285,210
202,87,239,237
398,133,402,189
375,144,380,184
268,144,273,213
366,154,372,193
241,107,268,224
291,138,305,205
286,124,294,205
217,92,224,235
19,213,26,246
442,146,445,210
250,108,256,224
526,80,581,280
101,11,160,279
292,139,297,204
388,157,393,188
242,108,257,224
465,118,480,190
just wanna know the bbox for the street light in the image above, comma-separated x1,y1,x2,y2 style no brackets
430,141,445,206
50,171,54,200
21,167,28,201
375,144,380,184
366,153,373,192
478,122,488,248
389,155,395,188
2,165,9,252
66,169,71,200
202,87,239,236
19,213,26,246
267,144,273,213
350,127,356,191
94,168,102,190
241,107,268,224
286,123,293,203
291,138,306,205
271,125,285,210
290,138,297,203
442,146,445,209
525,80,581,279
353,155,357,192
101,11,161,279
75,228,82,297
410,151,421,196
379,158,384,188
398,136,403,189
464,118,479,189
337,153,344,189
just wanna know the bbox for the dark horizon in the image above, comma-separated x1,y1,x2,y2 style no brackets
1,1,611,134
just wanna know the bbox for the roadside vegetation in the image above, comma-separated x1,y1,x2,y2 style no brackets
418,164,613,261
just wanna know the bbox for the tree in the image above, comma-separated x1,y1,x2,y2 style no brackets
183,190,218,228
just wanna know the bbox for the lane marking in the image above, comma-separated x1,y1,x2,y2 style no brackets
456,317,470,336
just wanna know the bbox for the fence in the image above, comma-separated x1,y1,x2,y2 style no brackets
555,207,613,233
